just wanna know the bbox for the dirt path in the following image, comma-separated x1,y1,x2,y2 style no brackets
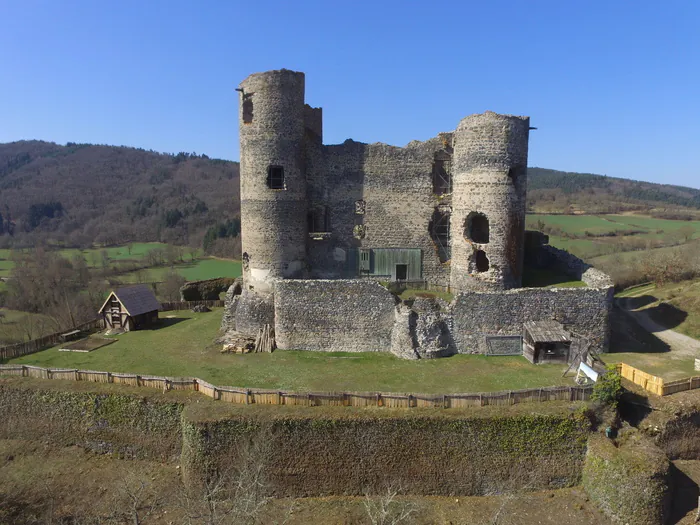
617,297,700,358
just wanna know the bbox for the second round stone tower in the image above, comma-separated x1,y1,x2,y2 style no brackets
238,69,308,293
450,112,530,291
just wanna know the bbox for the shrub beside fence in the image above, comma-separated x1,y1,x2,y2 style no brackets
616,362,700,396
0,319,104,362
0,364,592,409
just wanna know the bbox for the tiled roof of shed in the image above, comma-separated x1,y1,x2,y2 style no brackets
112,285,161,316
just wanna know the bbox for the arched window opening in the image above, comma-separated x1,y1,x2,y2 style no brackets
432,151,452,195
465,212,489,244
429,208,451,263
475,250,489,272
267,165,285,189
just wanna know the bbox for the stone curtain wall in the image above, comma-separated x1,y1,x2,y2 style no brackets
181,404,590,497
305,138,454,285
274,280,396,352
450,286,614,354
538,244,614,288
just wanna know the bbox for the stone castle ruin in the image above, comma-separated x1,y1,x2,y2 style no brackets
223,69,614,361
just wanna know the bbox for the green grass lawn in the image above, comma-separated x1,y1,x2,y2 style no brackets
526,214,630,235
117,258,241,283
7,309,572,394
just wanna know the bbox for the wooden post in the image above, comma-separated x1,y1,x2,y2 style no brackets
245,390,250,404
277,391,282,405
480,393,483,407
443,395,448,409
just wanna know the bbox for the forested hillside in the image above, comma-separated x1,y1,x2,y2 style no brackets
528,168,700,215
1,141,698,253
0,141,241,256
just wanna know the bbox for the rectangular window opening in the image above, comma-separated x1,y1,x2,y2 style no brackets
267,165,285,189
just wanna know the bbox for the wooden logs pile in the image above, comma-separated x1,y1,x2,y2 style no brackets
254,324,276,353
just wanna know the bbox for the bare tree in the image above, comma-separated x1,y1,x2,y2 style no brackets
161,270,186,302
363,484,417,525
180,427,272,525
109,469,161,525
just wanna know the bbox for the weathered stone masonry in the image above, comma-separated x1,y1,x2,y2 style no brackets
230,68,614,358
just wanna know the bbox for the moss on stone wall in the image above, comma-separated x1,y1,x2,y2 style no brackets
582,434,672,525
0,379,185,460
181,403,591,497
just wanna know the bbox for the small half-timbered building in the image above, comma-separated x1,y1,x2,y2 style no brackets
99,285,160,331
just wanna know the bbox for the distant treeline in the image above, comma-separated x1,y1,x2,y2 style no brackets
529,168,700,209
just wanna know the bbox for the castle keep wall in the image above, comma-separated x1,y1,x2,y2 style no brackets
304,138,453,285
274,280,396,352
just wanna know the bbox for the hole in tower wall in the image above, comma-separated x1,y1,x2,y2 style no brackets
267,165,285,189
475,250,489,272
465,212,489,244
242,95,254,124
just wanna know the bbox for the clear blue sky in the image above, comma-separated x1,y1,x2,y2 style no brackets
1,1,698,187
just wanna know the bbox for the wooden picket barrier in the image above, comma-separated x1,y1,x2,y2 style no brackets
0,318,104,361
0,364,594,408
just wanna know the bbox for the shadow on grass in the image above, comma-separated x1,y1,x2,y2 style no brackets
618,390,652,427
645,302,688,331
624,295,657,310
610,307,671,354
670,464,699,524
146,317,189,330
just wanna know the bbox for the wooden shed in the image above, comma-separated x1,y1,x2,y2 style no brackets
523,320,572,364
99,285,160,331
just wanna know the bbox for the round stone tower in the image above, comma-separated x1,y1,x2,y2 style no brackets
450,111,530,291
238,69,308,294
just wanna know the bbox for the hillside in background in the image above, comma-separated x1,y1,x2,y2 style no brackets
528,167,700,215
1,140,699,253
0,141,240,255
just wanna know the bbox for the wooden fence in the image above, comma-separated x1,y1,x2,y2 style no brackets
0,301,224,362
160,300,225,311
616,362,700,396
0,364,592,409
0,319,104,362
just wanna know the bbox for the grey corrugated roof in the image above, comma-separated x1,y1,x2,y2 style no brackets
523,320,571,343
113,285,161,316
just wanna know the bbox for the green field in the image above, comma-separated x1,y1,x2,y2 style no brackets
0,243,175,278
0,243,241,284
118,257,241,283
527,214,700,260
6,309,573,393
